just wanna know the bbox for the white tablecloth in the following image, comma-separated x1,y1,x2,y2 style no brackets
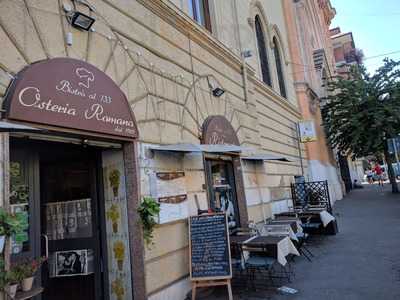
319,210,335,227
270,219,304,234
261,224,298,241
276,236,300,266
243,236,299,266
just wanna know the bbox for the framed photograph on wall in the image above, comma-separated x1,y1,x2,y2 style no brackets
55,249,88,277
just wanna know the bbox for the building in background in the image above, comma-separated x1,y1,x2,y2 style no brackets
330,27,364,78
283,0,344,203
330,26,365,188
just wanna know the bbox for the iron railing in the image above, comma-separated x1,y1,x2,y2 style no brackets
290,180,332,213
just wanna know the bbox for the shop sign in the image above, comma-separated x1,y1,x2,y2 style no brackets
4,58,138,140
201,116,239,145
298,120,317,143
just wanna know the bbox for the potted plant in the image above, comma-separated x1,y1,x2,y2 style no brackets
3,269,20,298
108,169,121,198
0,208,28,253
106,204,120,234
113,241,125,271
138,197,160,247
14,257,46,292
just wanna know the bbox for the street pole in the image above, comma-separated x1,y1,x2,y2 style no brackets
392,138,400,178
296,122,305,176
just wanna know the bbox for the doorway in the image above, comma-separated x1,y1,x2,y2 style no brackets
10,138,105,300
205,158,240,229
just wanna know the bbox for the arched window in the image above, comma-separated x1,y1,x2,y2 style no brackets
255,15,271,86
273,37,286,98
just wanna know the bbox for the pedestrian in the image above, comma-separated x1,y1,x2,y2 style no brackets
374,164,384,186
366,169,373,184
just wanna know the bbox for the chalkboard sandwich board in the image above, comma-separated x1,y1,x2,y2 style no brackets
188,213,232,281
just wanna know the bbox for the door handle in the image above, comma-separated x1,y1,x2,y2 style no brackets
41,234,49,258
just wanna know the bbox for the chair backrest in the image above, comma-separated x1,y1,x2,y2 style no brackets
230,242,244,260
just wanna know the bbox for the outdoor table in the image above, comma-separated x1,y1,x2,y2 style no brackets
319,210,335,227
243,236,299,266
269,220,298,233
274,212,297,218
261,223,298,241
298,210,335,227
272,216,304,233
230,234,254,245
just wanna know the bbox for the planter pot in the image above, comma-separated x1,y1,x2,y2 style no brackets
0,235,5,253
21,276,34,292
5,284,18,298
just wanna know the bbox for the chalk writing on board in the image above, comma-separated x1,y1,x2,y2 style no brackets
189,214,232,279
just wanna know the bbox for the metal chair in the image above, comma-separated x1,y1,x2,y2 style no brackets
244,250,276,289
230,242,247,288
293,231,314,262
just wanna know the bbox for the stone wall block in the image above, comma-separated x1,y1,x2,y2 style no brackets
0,0,47,63
26,0,66,58
0,26,26,74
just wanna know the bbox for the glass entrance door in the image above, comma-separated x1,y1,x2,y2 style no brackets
40,145,102,300
205,159,240,228
10,139,103,300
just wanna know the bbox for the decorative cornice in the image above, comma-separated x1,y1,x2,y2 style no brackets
136,0,243,73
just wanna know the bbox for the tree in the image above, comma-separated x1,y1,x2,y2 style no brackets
322,59,400,193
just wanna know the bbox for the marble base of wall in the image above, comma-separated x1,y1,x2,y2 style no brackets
148,276,191,300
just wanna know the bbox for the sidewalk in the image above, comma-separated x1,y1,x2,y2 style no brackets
201,183,400,300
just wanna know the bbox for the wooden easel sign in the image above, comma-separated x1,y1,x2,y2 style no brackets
188,213,233,300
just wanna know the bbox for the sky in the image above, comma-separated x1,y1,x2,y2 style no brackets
331,0,400,74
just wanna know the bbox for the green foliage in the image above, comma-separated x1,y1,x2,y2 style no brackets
12,257,47,278
138,197,160,247
322,59,400,158
2,268,20,286
322,58,400,192
0,208,28,237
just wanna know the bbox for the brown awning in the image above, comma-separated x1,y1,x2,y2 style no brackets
149,143,246,153
241,154,291,162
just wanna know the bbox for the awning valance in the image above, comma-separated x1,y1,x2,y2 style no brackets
241,153,291,162
149,144,291,162
149,143,244,153
0,121,44,133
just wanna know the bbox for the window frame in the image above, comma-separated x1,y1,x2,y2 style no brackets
272,37,287,98
254,15,272,86
188,0,212,32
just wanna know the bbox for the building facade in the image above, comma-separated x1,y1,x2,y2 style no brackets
330,26,365,187
0,0,324,299
283,0,344,202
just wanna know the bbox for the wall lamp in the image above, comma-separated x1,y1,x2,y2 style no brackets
212,87,225,97
206,76,225,98
70,11,95,31
63,2,95,31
